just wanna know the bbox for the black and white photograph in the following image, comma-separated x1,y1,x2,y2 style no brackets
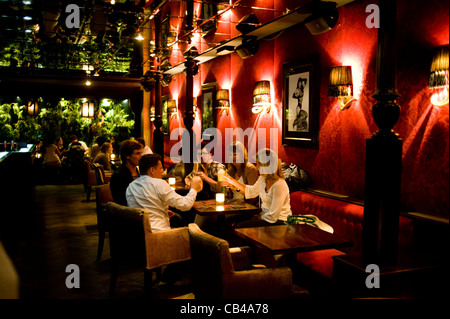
282,55,319,149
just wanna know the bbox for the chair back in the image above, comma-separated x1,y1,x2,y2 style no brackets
92,163,106,185
188,223,235,299
96,184,114,232
107,202,146,266
143,218,191,270
85,159,97,187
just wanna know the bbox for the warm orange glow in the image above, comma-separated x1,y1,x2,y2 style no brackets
431,86,449,106
342,56,363,101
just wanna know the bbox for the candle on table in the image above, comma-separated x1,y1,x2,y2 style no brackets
216,193,225,205
168,177,176,186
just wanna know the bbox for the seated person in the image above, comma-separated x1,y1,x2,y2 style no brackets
226,141,259,201
42,138,62,167
93,142,113,172
68,135,88,153
90,136,108,161
167,147,186,179
110,139,143,206
136,137,153,155
223,148,292,228
194,147,226,200
126,154,203,231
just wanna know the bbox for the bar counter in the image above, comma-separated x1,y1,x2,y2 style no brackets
0,144,36,258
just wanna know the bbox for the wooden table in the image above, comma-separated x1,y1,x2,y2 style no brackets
235,224,353,254
192,199,261,237
192,199,261,217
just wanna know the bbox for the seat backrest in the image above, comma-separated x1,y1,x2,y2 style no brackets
96,184,114,231
188,223,234,299
85,159,97,186
92,163,106,185
107,202,147,266
143,218,191,270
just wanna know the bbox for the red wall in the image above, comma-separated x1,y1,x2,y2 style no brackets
156,0,449,218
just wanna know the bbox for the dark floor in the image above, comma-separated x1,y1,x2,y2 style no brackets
8,183,194,299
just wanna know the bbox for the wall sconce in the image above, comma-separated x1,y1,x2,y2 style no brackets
328,66,357,110
81,100,95,118
135,31,144,41
167,99,177,118
429,45,449,107
216,89,230,115
252,81,271,114
82,64,94,74
150,106,155,121
193,97,198,117
27,99,39,116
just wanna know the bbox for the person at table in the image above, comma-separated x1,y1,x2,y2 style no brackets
42,138,62,167
93,142,113,172
68,135,88,153
223,148,292,228
194,146,226,200
226,141,259,202
126,154,203,230
136,137,153,155
167,147,186,179
90,135,107,162
110,139,143,206
55,137,68,158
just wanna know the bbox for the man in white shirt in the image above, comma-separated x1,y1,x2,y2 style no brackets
126,153,202,231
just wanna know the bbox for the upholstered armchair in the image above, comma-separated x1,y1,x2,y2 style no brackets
143,215,191,290
107,202,147,296
188,223,309,299
107,202,191,296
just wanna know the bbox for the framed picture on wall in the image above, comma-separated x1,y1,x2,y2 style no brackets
161,94,170,136
282,54,320,149
201,82,217,138
200,2,218,36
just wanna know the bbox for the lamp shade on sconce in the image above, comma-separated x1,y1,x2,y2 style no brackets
328,66,353,97
216,89,230,115
27,100,39,116
429,45,449,88
150,106,155,121
81,101,95,118
328,66,356,111
252,81,271,113
429,45,449,106
167,99,177,117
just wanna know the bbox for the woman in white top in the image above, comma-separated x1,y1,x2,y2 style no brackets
42,139,62,167
223,148,291,228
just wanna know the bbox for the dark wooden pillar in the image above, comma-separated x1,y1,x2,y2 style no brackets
153,13,164,160
362,0,402,265
183,47,198,175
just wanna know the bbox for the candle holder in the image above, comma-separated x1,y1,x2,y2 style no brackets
215,193,225,205
168,177,176,186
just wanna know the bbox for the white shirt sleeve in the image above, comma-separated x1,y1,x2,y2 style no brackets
245,176,263,199
162,182,197,211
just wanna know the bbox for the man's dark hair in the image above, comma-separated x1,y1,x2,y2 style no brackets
136,137,145,147
119,139,143,164
139,154,162,175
